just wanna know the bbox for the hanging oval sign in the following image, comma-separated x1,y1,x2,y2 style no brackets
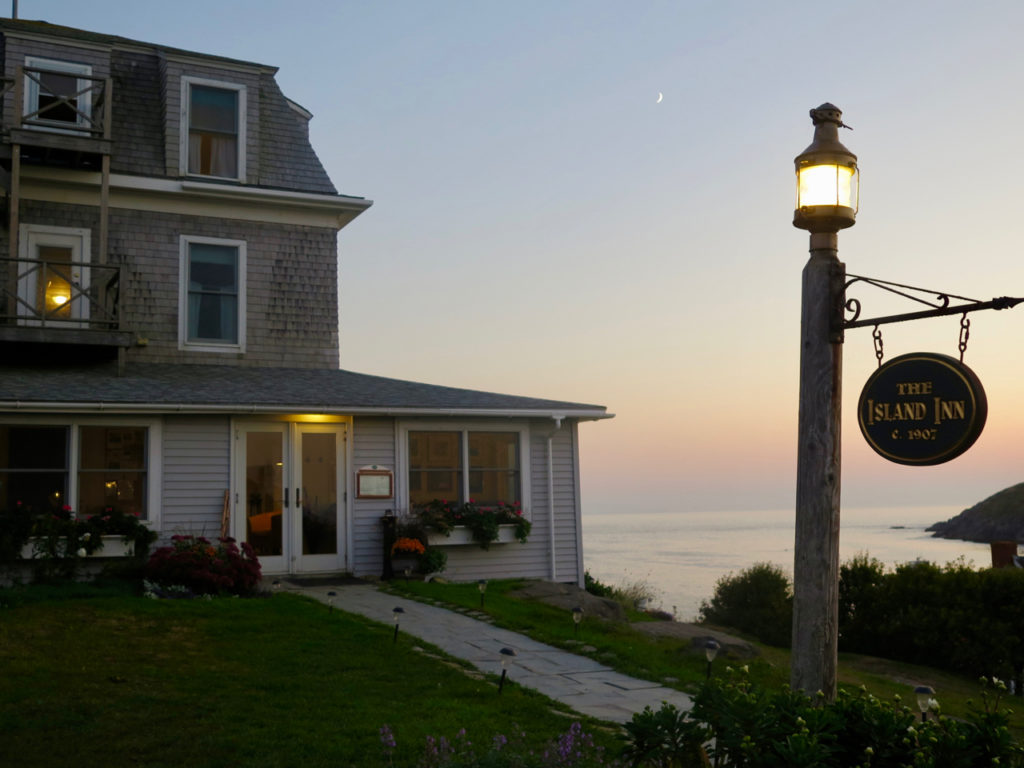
858,352,987,466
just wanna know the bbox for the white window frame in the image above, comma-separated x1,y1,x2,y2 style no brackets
178,234,247,353
23,56,93,133
16,224,91,327
180,76,247,181
396,421,531,517
0,416,162,529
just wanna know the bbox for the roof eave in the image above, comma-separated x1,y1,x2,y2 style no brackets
0,401,613,421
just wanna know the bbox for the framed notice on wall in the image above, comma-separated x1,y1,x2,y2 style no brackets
356,466,394,499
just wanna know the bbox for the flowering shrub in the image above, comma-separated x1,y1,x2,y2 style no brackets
0,502,158,579
415,499,531,550
380,721,618,767
144,535,261,596
621,672,1024,767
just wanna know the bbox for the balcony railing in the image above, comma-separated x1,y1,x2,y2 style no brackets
0,66,110,138
0,256,125,340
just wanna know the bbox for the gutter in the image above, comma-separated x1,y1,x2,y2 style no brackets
547,417,563,581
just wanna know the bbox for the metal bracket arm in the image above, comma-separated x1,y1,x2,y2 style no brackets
839,274,1024,331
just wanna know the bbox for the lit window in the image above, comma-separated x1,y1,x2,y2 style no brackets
408,429,522,507
0,423,154,520
182,78,245,180
179,236,246,351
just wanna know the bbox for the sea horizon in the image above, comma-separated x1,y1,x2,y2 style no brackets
581,505,992,622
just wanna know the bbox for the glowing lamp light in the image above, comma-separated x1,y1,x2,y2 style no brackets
794,103,859,233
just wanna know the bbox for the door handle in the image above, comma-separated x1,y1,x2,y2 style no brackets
296,488,301,507
284,487,289,509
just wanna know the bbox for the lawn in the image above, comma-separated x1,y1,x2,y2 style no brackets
388,578,1024,736
0,582,619,768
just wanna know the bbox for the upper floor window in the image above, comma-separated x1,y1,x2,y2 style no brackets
23,57,92,131
181,77,246,180
179,235,246,353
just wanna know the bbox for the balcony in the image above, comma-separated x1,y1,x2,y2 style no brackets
0,256,131,353
0,65,112,168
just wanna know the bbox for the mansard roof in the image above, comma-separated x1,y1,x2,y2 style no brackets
0,363,610,420
0,18,270,71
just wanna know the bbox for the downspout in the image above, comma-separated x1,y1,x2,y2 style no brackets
546,417,563,581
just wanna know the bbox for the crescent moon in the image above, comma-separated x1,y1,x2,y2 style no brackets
656,92,663,103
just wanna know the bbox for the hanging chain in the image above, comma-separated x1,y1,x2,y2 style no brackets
872,325,884,367
958,313,971,363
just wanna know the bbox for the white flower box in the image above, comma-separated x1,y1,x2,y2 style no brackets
20,535,135,559
426,524,520,547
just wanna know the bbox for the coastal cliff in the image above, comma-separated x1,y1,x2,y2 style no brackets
927,482,1024,542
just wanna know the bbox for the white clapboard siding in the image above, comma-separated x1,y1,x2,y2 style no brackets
351,416,397,577
431,419,581,584
160,415,231,541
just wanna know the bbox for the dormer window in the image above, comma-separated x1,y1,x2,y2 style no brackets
181,77,246,181
23,57,93,131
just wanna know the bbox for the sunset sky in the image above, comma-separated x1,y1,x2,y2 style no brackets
29,1,1024,517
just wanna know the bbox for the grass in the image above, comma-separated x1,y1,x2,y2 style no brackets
389,578,1024,736
0,580,619,768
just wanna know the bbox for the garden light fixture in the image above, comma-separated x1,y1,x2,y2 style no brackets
392,606,405,644
478,579,487,608
498,647,517,694
915,685,936,722
705,639,720,680
572,606,583,638
327,590,336,612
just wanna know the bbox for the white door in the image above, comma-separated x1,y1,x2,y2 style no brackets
235,422,346,574
17,226,90,326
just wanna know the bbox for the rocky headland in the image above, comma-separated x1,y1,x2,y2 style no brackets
927,482,1024,542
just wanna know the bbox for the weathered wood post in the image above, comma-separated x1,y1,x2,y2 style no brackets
792,233,844,698
790,104,858,700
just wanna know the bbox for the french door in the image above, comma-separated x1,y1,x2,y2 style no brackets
235,422,346,574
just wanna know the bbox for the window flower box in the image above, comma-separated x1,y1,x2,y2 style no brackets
21,535,135,559
427,525,520,547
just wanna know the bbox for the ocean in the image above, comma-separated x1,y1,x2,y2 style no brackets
581,506,992,621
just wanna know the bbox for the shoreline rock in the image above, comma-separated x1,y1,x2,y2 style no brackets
927,482,1024,543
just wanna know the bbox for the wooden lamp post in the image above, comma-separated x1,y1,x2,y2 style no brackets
791,103,858,700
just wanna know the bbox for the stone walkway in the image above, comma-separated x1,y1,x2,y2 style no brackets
277,580,693,724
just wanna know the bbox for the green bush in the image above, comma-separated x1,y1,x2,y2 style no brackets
699,563,793,647
837,557,1024,686
622,675,1024,767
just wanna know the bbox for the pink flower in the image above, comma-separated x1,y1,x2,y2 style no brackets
62,505,72,512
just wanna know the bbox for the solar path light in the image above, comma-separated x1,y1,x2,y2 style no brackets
478,579,487,608
498,647,517,694
915,685,936,722
572,606,583,638
392,606,405,644
704,639,720,681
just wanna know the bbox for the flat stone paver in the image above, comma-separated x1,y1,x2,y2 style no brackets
277,581,692,724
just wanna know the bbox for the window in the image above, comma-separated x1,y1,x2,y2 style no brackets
406,426,525,508
0,421,158,521
23,57,93,131
181,77,246,180
179,235,246,352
